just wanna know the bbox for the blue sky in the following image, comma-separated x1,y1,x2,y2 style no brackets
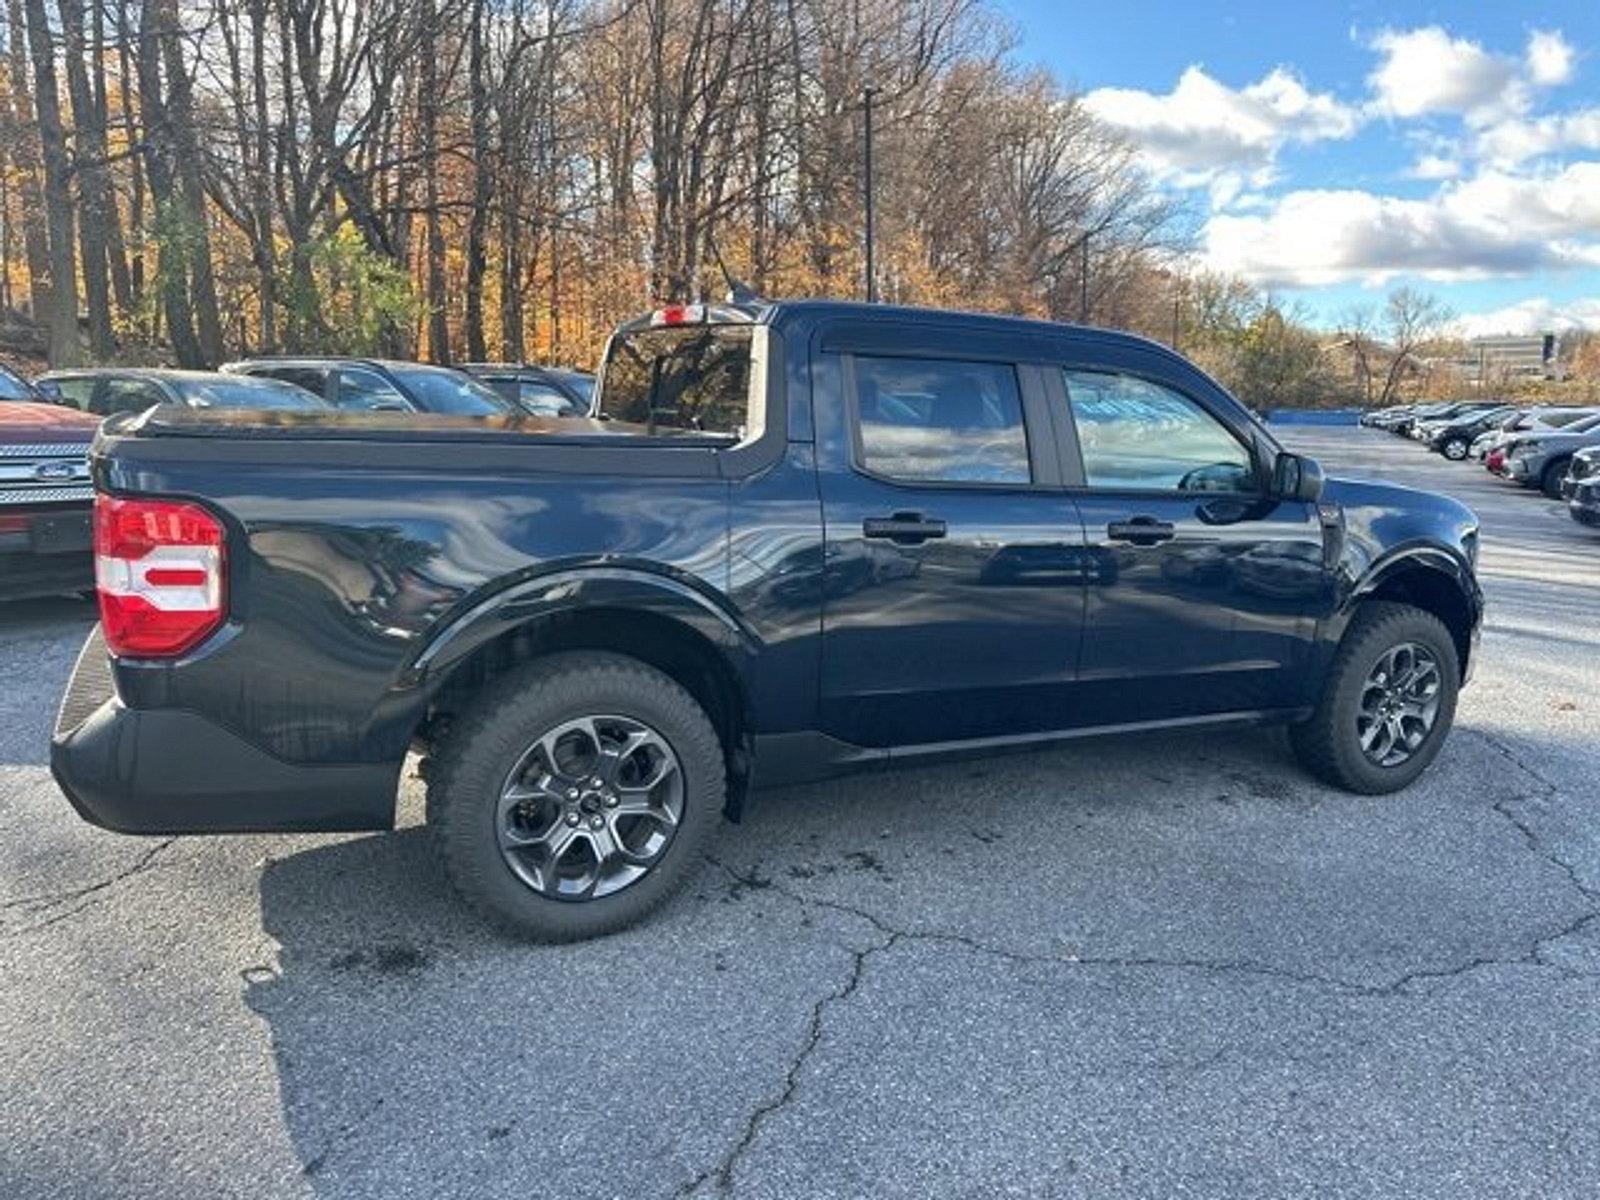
998,1,1600,333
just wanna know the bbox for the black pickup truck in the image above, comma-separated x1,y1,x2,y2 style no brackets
53,300,1482,940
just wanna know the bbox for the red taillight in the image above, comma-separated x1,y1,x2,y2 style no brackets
94,495,227,657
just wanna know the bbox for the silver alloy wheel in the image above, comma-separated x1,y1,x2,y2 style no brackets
1443,439,1468,460
496,714,684,900
1355,642,1442,768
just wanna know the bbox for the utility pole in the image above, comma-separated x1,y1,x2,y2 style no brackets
1079,232,1090,323
864,85,879,303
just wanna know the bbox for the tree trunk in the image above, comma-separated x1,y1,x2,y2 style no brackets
58,0,116,357
136,0,202,365
22,0,82,365
4,0,51,322
418,0,450,363
463,0,492,361
154,0,224,363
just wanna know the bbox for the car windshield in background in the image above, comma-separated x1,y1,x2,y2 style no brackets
174,377,325,410
391,367,514,416
1546,410,1600,429
600,325,752,436
0,365,32,401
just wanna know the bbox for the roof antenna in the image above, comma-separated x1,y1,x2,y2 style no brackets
708,235,760,305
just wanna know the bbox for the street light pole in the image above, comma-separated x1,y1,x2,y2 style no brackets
864,85,879,303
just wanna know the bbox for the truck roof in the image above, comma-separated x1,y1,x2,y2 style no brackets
622,297,1187,360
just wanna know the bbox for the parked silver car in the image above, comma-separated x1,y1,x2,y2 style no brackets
1494,412,1600,497
1471,407,1599,460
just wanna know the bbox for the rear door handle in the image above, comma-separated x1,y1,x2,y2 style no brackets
1106,516,1176,545
863,512,947,545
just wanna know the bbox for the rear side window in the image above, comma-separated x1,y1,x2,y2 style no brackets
852,356,1029,485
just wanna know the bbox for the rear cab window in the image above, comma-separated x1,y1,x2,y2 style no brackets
597,316,766,442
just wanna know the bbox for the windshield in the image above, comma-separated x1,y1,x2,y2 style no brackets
1544,409,1598,428
600,324,754,436
391,367,514,416
174,376,326,410
1565,413,1600,433
0,364,33,401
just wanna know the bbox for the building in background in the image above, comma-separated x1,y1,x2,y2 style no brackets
1440,334,1558,383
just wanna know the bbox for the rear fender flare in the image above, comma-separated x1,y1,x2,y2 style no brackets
401,565,760,692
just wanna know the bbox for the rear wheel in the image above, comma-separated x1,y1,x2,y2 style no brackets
430,651,724,940
1290,602,1459,793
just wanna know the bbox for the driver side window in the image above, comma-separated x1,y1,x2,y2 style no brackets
337,368,410,411
1063,370,1255,493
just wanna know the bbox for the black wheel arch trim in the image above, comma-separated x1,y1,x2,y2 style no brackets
403,564,762,692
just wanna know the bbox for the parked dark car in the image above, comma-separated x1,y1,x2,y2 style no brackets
35,369,327,416
0,399,97,601
1395,401,1501,439
53,300,1483,940
226,357,516,416
461,363,597,418
1569,470,1600,529
1560,445,1600,501
1425,405,1519,460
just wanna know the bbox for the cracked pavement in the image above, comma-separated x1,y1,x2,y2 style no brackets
2,425,1598,1198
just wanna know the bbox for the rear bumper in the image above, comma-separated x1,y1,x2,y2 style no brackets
50,628,399,834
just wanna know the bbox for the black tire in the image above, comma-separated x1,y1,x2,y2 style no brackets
1289,602,1460,794
1542,458,1570,499
1440,437,1468,461
430,651,724,940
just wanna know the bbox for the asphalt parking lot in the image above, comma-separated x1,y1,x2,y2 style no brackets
2,424,1597,1199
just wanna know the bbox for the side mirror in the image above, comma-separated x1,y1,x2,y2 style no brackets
1273,452,1324,502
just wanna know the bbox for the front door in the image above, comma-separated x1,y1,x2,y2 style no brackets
817,348,1087,748
1055,364,1329,725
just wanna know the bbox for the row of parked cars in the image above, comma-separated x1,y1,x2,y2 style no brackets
1360,398,1600,530
0,357,596,602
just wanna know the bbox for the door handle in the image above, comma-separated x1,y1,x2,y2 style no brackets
1106,516,1176,546
863,511,947,545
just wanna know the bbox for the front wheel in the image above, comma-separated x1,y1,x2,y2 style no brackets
430,651,725,940
1290,602,1460,793
1441,437,1469,461
1542,458,1571,499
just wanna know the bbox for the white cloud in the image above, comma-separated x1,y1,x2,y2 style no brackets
1475,109,1600,165
1202,161,1600,287
1367,27,1522,121
1409,154,1461,180
1084,66,1358,191
1456,297,1600,337
1526,30,1576,87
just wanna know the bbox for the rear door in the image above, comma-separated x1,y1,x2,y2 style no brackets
815,332,1087,748
1053,358,1329,724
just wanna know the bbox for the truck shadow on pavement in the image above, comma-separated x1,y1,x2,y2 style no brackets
245,723,1598,1197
